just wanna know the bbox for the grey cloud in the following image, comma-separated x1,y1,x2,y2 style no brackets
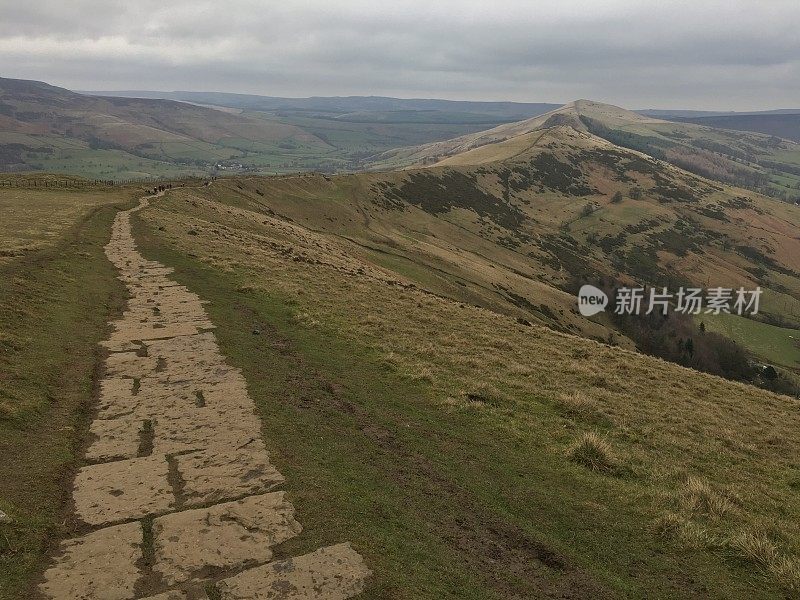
0,0,797,109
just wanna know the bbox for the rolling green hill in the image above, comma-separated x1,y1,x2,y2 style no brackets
0,77,343,179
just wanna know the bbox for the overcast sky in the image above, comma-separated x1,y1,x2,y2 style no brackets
1,0,798,110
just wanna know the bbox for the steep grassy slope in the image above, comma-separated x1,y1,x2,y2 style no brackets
200,123,800,376
128,177,800,597
367,101,666,169
360,106,800,380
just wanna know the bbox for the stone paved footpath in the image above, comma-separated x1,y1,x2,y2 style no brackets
38,194,370,600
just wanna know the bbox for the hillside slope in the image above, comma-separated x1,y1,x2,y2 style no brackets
0,77,335,179
307,126,800,321
159,121,800,386
370,100,800,202
367,100,667,169
3,146,800,597
0,78,562,179
124,173,800,597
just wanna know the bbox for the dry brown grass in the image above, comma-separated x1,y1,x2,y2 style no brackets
0,186,137,264
554,391,611,425
726,531,800,592
728,530,779,566
680,476,735,520
567,432,617,473
654,513,720,550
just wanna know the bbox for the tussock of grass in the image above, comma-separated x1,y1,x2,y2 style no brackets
681,476,734,519
727,530,778,566
656,516,800,592
291,310,319,327
554,391,611,425
567,432,617,473
654,513,720,550
726,531,800,593
406,364,435,384
653,512,687,539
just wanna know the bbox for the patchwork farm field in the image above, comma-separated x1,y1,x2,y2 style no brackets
701,313,800,370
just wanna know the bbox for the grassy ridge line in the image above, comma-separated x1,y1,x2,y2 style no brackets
0,199,131,599
131,197,777,598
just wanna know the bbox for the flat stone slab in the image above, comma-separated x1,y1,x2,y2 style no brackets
152,492,302,585
104,351,159,379
105,322,211,350
73,455,173,526
97,378,138,419
85,417,142,462
152,404,263,455
139,592,187,600
176,447,284,507
38,522,142,600
215,543,371,600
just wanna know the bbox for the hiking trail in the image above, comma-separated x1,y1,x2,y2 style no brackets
38,192,370,600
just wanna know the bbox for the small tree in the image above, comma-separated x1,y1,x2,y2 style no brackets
611,191,624,204
629,187,643,200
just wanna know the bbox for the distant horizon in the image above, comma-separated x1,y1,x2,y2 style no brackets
49,83,800,114
2,1,797,112
6,72,800,114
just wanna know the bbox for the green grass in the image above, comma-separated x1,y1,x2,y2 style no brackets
0,197,130,599
132,208,777,599
26,147,204,180
3,108,495,180
699,313,800,369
